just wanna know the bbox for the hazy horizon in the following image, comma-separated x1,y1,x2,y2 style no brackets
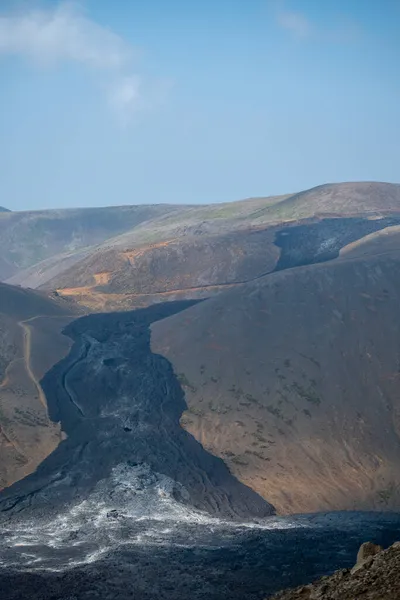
1,1,399,211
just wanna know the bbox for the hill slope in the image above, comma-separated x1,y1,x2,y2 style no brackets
0,283,79,489
265,181,400,221
6,194,290,290
152,236,400,514
11,182,400,313
8,183,400,297
0,204,185,281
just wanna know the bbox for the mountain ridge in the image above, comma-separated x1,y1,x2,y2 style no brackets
5,182,400,292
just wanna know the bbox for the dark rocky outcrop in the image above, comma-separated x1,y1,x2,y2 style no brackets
352,541,383,572
273,216,400,271
269,541,400,599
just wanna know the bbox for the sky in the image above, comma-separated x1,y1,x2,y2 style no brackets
1,0,399,210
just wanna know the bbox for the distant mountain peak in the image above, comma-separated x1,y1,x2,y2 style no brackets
0,206,10,212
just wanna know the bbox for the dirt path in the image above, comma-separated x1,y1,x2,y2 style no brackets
18,317,49,416
17,315,75,419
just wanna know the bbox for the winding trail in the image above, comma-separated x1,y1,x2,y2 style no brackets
18,317,48,416
0,315,75,473
16,314,76,420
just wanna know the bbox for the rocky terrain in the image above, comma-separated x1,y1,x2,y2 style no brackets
269,541,400,599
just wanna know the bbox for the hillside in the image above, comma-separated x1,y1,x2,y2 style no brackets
0,207,10,212
37,228,280,311
10,182,400,313
0,204,185,281
0,283,79,489
47,214,400,313
7,183,400,293
152,234,400,514
264,181,400,221
3,181,400,503
6,194,289,291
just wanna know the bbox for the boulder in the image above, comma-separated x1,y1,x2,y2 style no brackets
350,542,383,575
356,542,383,564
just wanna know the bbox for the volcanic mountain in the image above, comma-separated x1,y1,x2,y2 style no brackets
2,182,400,599
2,181,400,514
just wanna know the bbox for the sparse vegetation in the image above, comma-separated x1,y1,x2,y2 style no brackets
378,484,398,505
231,456,249,466
266,405,283,418
176,372,197,393
292,382,321,406
245,449,270,461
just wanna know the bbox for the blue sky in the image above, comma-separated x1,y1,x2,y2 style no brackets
1,0,399,210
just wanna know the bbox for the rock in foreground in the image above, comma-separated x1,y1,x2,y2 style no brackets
269,541,400,599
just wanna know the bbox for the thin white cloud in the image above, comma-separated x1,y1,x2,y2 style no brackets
0,2,142,121
276,8,312,38
273,1,361,43
108,75,141,125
